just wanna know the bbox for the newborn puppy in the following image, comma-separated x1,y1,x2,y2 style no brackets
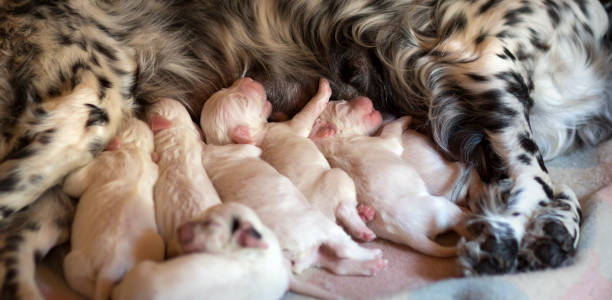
202,77,374,241
199,83,386,275
401,127,475,202
62,118,164,300
146,98,222,257
112,203,289,300
311,97,466,257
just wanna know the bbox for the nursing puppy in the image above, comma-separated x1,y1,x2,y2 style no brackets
146,98,222,257
311,97,466,257
112,203,289,300
62,118,164,300
199,87,386,275
400,123,478,203
202,77,374,241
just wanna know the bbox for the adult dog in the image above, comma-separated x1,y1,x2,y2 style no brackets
0,0,610,297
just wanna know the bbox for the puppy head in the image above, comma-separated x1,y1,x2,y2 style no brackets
200,78,271,145
114,118,155,153
310,96,382,139
177,203,270,254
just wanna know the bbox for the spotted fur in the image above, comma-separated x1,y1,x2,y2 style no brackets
0,0,609,296
0,186,75,300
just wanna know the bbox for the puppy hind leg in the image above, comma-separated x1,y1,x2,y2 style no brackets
336,202,376,242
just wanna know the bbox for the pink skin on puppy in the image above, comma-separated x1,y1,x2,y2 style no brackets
201,77,375,241
311,97,467,257
145,98,222,258
200,80,386,276
62,118,164,300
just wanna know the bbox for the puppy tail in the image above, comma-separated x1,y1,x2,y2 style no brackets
289,276,343,300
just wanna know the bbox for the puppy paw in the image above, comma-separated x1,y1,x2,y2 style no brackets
357,204,375,222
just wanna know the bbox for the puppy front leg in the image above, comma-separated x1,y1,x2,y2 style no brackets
289,78,332,136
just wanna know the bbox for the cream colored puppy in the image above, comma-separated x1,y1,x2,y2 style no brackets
112,203,289,300
401,127,475,202
62,118,164,300
202,77,374,241
146,98,222,257
199,81,386,275
311,97,466,257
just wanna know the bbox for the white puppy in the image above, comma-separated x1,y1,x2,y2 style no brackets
62,118,164,300
199,81,386,275
146,98,222,257
202,77,374,241
112,203,289,300
401,127,475,202
311,97,466,257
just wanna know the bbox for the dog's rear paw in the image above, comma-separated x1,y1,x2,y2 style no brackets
458,219,519,275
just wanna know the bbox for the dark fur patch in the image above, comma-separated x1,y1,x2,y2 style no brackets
517,154,531,165
518,132,538,154
534,176,554,199
478,0,503,15
85,104,109,127
92,40,118,61
88,138,104,156
0,171,21,193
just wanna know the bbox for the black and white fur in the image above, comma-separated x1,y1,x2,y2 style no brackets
0,0,610,296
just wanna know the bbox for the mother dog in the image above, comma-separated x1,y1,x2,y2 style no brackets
0,0,609,295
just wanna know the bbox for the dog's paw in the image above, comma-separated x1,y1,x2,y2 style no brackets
518,186,581,271
458,218,519,275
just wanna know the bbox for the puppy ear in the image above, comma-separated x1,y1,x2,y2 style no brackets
309,119,337,140
237,226,267,249
231,125,254,144
148,113,173,133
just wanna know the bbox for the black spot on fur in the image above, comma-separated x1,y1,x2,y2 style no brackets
0,281,17,299
479,0,503,15
534,176,554,199
92,40,118,61
467,73,489,82
536,154,548,173
97,74,112,99
441,13,467,39
85,104,109,127
56,33,73,45
475,33,487,45
518,132,538,154
503,47,516,61
0,171,20,193
517,154,531,165
545,0,561,26
539,200,548,207
38,128,56,145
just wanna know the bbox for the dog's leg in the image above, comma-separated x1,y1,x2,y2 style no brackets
0,186,75,300
0,83,126,220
